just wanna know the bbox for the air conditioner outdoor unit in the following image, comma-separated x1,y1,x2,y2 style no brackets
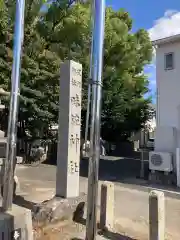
149,151,173,172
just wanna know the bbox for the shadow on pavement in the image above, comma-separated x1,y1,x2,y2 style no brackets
98,230,137,240
79,157,149,183
73,213,137,240
70,230,137,240
37,155,180,196
78,157,180,198
44,154,150,187
13,195,35,211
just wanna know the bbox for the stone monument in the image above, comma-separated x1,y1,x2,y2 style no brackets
56,60,82,198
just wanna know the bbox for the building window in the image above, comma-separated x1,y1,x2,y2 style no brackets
165,52,174,70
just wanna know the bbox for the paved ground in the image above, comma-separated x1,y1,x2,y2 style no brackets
15,162,180,240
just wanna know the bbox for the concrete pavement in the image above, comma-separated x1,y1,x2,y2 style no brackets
16,164,180,239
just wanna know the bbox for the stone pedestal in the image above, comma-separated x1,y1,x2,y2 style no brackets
56,60,82,198
0,205,33,240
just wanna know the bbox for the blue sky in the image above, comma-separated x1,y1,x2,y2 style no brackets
106,0,180,102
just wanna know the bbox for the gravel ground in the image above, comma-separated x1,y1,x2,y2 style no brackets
33,220,138,240
34,219,176,240
16,164,180,240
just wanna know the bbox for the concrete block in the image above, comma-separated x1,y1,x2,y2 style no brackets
149,190,165,240
0,204,33,240
0,131,5,138
100,181,114,231
16,156,23,164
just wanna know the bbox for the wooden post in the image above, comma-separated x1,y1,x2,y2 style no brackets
149,190,165,240
100,181,114,231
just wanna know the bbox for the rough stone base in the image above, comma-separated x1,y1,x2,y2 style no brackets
32,193,86,226
149,170,176,185
0,204,33,240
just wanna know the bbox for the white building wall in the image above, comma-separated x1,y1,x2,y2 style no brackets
156,41,180,128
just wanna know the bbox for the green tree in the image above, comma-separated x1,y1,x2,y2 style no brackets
0,0,153,144
41,2,153,141
0,0,61,140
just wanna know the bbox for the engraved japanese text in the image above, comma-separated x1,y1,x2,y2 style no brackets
71,114,80,125
72,78,81,88
71,94,81,107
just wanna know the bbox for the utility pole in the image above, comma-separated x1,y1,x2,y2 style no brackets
86,0,105,239
2,0,25,211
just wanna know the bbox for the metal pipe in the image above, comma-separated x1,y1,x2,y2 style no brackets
84,83,91,155
86,0,105,239
2,0,25,211
84,1,95,151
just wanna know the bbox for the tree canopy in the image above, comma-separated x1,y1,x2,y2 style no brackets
0,0,153,142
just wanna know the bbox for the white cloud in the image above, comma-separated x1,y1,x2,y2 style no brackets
146,9,180,97
148,10,180,41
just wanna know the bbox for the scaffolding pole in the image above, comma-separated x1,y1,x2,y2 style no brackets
86,0,105,239
2,0,25,211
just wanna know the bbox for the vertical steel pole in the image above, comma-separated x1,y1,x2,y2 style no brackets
140,149,144,178
84,1,95,150
2,0,25,211
86,0,105,239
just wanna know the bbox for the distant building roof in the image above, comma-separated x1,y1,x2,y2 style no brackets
0,105,5,110
152,34,180,47
0,88,10,96
149,103,156,113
